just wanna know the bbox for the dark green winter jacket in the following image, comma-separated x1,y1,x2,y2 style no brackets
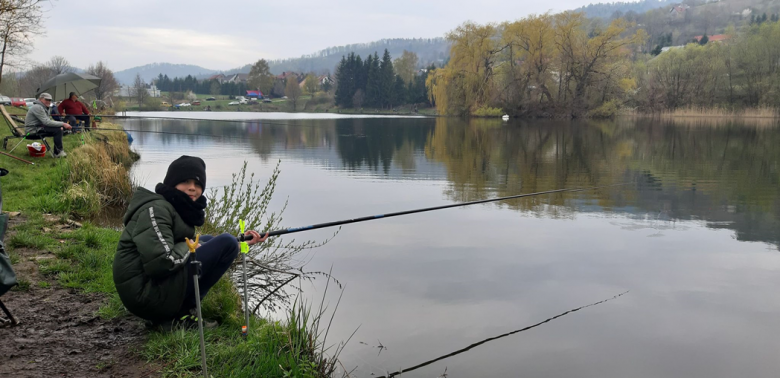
113,187,194,321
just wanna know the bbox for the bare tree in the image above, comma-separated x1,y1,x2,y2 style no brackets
86,61,119,101
0,71,18,95
18,64,52,96
131,73,148,106
352,88,364,108
209,80,220,96
0,0,44,86
46,55,73,75
285,75,302,111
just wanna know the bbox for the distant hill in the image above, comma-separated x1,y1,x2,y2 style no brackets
575,0,675,18
114,63,218,85
225,38,451,76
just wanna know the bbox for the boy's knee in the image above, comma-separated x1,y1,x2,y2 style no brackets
216,233,239,258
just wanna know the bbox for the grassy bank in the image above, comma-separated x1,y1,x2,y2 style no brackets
1,114,338,377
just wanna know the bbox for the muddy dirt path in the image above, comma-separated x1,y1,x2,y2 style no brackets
0,216,158,378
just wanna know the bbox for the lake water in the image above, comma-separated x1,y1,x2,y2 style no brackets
120,112,780,378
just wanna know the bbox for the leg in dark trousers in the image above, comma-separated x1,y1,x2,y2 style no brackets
180,233,240,312
76,115,90,130
37,126,64,154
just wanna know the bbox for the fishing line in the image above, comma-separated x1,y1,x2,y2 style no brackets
376,291,630,378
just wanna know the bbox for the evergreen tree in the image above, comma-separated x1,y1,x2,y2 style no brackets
335,55,352,107
699,35,708,45
379,49,394,108
365,52,381,107
391,76,406,107
651,45,663,55
354,55,366,94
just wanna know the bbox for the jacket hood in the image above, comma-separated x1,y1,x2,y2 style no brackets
123,187,165,225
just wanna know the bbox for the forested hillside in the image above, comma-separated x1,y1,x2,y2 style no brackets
575,0,674,19
225,38,449,75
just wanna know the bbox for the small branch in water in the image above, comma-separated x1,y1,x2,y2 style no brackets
376,291,629,378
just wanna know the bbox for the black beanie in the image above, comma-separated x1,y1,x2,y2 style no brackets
163,155,206,189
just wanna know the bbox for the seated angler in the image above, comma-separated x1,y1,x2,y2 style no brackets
24,93,72,158
112,156,268,328
57,92,91,131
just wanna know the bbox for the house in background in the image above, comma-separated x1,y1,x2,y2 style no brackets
319,75,333,86
208,74,226,82
276,72,299,81
669,4,690,17
207,73,249,84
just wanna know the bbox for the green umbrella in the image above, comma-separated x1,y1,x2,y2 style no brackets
36,72,102,101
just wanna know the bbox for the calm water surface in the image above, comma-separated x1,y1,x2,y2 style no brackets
121,112,780,378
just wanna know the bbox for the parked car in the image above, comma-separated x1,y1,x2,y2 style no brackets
262,99,272,103
192,100,201,106
179,103,191,107
238,99,248,104
0,96,11,105
228,101,240,105
206,97,216,101
24,98,35,107
10,97,26,107
161,101,172,107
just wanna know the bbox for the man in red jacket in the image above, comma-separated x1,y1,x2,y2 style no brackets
57,92,91,131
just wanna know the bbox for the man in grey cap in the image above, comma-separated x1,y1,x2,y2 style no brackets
24,92,72,157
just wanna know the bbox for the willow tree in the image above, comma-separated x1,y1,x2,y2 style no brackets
554,12,645,117
502,14,556,107
427,22,504,116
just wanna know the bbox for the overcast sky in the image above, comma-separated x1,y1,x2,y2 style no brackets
29,0,596,71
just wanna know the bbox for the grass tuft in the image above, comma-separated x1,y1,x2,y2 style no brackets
8,230,51,250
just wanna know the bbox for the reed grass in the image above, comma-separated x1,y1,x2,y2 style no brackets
64,127,138,214
621,106,780,118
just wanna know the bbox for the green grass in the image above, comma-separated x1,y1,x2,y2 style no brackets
11,277,30,291
143,299,331,378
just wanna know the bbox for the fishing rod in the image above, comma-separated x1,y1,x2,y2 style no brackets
0,151,34,165
236,183,630,241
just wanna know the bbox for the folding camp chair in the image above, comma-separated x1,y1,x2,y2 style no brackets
0,105,52,156
0,167,17,326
